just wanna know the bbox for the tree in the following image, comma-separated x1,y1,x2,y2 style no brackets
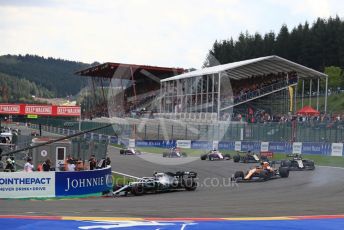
325,66,344,91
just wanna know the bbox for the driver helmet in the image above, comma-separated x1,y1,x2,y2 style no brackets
263,161,270,167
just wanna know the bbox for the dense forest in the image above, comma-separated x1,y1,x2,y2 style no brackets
0,72,54,103
0,54,89,100
204,16,344,72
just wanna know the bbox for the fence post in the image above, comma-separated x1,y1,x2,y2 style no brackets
157,124,160,139
185,125,188,139
144,124,147,139
198,125,201,140
171,125,174,140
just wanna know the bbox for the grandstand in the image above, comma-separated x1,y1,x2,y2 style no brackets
159,55,328,122
75,62,184,118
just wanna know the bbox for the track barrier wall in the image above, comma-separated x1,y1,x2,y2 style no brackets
29,123,344,156
0,166,112,199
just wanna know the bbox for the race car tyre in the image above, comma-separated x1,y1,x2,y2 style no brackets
182,152,187,157
224,154,231,160
131,184,145,196
200,154,207,160
120,150,124,155
234,171,244,179
162,153,168,157
279,167,289,178
233,155,240,163
184,178,197,191
281,160,291,168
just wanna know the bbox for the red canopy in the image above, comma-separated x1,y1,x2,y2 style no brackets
296,106,320,116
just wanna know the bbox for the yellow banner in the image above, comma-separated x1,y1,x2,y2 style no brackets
288,86,293,112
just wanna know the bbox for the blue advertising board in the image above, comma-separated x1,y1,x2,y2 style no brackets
55,167,112,196
302,142,324,155
240,141,261,152
218,141,235,150
110,136,118,144
268,142,289,153
191,141,212,149
135,140,176,148
92,133,99,141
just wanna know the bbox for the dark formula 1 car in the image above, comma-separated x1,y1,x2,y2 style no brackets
113,171,197,196
200,150,231,161
233,151,262,163
280,154,315,171
163,148,187,158
120,148,142,155
232,165,289,182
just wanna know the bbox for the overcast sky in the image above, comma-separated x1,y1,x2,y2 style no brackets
0,0,343,69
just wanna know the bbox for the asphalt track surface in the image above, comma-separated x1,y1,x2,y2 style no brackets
2,142,344,218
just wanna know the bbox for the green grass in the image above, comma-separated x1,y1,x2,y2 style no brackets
136,147,344,167
112,172,135,186
296,92,344,113
111,143,125,148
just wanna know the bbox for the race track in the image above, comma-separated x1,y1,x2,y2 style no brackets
2,146,344,218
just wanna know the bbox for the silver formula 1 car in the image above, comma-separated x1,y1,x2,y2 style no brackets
113,171,197,196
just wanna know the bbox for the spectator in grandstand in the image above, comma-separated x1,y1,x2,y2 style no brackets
24,158,34,172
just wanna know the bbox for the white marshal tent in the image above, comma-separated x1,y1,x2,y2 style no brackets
159,55,328,121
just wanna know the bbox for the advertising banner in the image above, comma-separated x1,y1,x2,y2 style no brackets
56,106,81,116
135,140,175,148
241,141,260,152
212,141,219,150
129,139,136,148
25,105,52,115
110,136,118,144
293,142,302,154
268,142,287,153
0,104,21,114
261,142,269,152
191,141,212,150
176,140,191,149
55,166,112,196
234,141,241,151
218,141,235,150
301,142,323,155
0,103,81,117
0,172,55,198
331,143,343,156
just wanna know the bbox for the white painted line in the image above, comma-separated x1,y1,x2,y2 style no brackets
317,165,344,170
111,170,141,180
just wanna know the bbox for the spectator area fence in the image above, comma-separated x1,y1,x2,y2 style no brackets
18,117,344,143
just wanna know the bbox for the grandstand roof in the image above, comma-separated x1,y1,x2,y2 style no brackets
161,55,327,82
75,62,184,79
